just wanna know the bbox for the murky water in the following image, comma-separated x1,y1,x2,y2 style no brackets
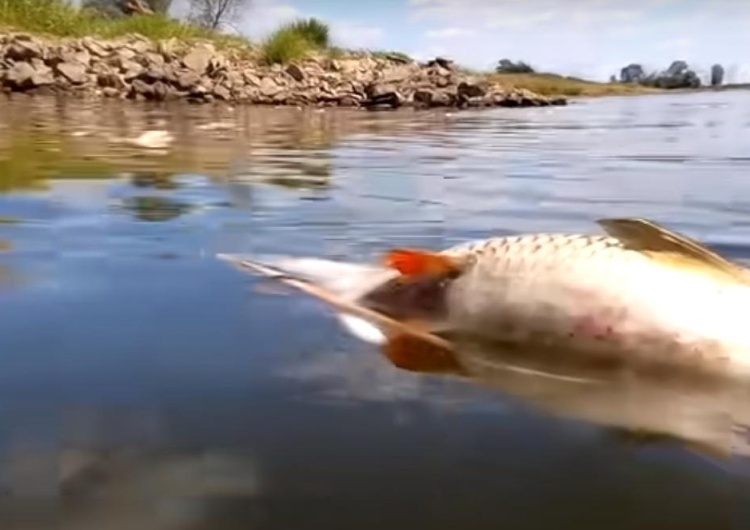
2,92,750,529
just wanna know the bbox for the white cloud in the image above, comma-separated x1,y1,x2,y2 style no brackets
237,0,302,39
657,38,693,51
410,45,449,62
425,27,476,39
409,0,648,29
330,22,384,49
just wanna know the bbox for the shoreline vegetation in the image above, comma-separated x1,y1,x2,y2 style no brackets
0,1,742,111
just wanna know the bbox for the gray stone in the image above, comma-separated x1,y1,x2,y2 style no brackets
30,63,54,86
176,70,201,90
182,45,214,75
259,77,281,97
457,80,485,98
213,84,231,101
6,40,43,61
56,62,88,85
81,37,109,58
285,64,305,82
4,61,36,90
121,61,144,80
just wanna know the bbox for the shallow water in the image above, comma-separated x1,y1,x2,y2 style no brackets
2,92,750,529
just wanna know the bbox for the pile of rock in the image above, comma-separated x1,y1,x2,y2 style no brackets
0,33,567,109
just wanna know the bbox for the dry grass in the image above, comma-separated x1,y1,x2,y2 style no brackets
259,18,331,65
489,72,660,97
0,0,252,50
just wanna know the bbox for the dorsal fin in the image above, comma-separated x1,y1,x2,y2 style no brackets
596,217,750,285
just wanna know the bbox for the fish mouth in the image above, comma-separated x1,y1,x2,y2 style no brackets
215,252,454,322
216,252,452,350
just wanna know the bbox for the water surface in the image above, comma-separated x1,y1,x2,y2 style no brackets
1,92,750,529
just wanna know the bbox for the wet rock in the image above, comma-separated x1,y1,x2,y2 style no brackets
81,37,109,58
124,65,145,83
30,61,54,86
56,62,87,85
152,81,172,101
175,69,201,90
285,64,305,82
380,65,415,84
426,57,453,70
364,83,404,109
139,65,167,83
144,52,165,68
130,79,154,98
4,61,36,90
259,77,282,97
102,86,122,98
5,39,44,61
182,44,214,75
457,80,485,98
212,84,231,101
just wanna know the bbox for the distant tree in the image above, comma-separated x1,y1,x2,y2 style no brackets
710,64,724,86
619,63,645,83
622,60,701,89
495,59,535,74
189,0,250,30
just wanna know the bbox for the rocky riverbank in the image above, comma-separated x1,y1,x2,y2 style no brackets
0,32,567,110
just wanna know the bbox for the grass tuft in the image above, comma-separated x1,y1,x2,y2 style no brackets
0,0,252,49
284,17,329,48
260,17,331,65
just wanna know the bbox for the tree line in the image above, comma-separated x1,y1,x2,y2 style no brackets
615,61,724,89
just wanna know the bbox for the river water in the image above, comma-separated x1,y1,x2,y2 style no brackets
1,92,750,529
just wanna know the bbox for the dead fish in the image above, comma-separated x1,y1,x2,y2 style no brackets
217,217,750,378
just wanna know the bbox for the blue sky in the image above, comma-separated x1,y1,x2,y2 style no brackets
142,1,750,82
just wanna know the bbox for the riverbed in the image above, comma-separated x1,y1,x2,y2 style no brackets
1,92,750,529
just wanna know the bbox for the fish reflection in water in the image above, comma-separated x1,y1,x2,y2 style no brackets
222,266,750,469
219,255,750,466
370,334,750,462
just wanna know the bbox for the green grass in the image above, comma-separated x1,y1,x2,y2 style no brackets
284,18,329,48
260,17,331,65
0,0,251,49
488,72,660,97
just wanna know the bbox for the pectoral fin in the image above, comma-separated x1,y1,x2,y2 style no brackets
381,332,466,375
597,217,750,285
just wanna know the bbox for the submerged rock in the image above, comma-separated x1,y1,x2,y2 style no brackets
0,32,567,109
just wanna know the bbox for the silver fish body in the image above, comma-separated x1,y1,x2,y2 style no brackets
421,233,750,374
219,218,750,378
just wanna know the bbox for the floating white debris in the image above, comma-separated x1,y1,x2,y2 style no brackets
128,130,174,149
196,121,234,131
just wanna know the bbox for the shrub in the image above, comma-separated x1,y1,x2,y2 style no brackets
285,17,329,48
260,17,331,64
496,59,535,74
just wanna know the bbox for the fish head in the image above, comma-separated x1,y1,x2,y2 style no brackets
358,273,455,323
216,251,464,348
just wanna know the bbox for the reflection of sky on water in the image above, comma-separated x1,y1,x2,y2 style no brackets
1,93,750,527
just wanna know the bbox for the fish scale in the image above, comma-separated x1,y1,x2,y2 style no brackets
434,231,750,373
